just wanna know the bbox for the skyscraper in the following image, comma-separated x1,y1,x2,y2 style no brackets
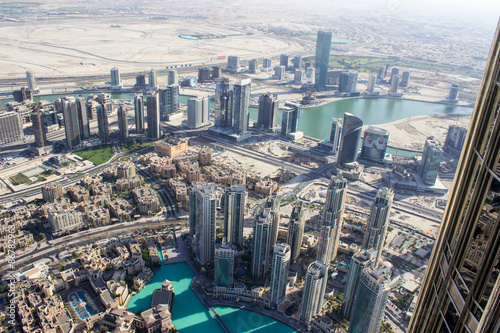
62,97,81,149
419,137,443,185
389,67,399,84
270,243,291,306
148,69,158,90
96,104,110,144
31,108,46,148
110,67,122,88
187,97,209,129
280,54,289,67
348,263,392,333
190,184,216,265
367,73,376,92
248,59,258,74
264,194,281,250
316,172,347,265
400,71,411,87
134,93,145,132
147,92,160,140
233,79,251,135
274,65,286,80
408,22,500,333
294,69,304,85
293,56,302,69
76,97,89,140
300,261,328,322
447,83,459,101
362,187,393,266
338,113,363,165
167,70,178,85
314,31,332,91
281,102,300,138
0,111,23,145
343,249,377,319
257,93,279,130
330,118,342,154
214,242,235,287
223,185,247,247
117,104,128,141
377,65,388,79
339,71,358,93
262,58,272,69
390,75,400,93
215,79,233,128
26,70,37,92
159,85,180,119
252,208,272,280
226,56,240,73
287,205,305,263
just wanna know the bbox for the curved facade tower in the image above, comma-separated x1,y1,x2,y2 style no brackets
338,112,363,165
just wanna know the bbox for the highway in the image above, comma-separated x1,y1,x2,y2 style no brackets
2,217,188,274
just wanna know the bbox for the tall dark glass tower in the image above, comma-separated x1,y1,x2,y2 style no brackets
408,21,500,333
314,31,332,91
338,113,363,165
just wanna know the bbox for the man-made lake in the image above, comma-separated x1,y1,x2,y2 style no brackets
4,91,471,154
127,262,297,333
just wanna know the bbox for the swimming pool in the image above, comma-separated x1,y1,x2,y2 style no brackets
69,290,98,320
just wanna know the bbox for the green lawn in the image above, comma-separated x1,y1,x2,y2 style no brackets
74,144,114,165
10,173,32,185
120,156,131,161
328,55,483,79
120,141,152,154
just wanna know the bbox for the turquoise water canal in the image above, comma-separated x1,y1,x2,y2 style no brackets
127,262,297,333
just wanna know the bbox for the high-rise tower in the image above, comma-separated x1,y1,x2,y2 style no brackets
215,79,234,128
26,70,37,92
314,31,332,91
300,261,328,323
223,185,247,247
110,67,122,88
316,172,348,265
287,205,305,263
281,102,300,138
62,97,81,149
190,184,216,265
362,187,393,266
419,137,443,185
257,93,279,130
167,70,178,85
348,263,392,333
233,79,251,135
117,105,129,141
338,113,363,165
147,92,160,140
252,209,273,280
31,108,46,148
342,249,377,319
148,69,158,90
96,104,110,144
408,21,500,333
270,243,291,306
214,242,235,287
76,97,90,140
134,93,145,132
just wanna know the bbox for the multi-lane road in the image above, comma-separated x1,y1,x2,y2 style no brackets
2,217,187,274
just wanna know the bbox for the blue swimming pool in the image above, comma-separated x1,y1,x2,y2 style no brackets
69,290,98,320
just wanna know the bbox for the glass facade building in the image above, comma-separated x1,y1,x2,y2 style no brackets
314,31,332,91
408,21,500,333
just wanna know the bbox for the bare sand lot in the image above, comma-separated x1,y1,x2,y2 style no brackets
372,114,471,151
0,17,309,78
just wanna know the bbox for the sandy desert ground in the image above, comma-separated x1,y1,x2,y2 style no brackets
0,17,310,78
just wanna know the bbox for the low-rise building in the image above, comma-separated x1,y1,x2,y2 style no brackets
154,137,188,157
